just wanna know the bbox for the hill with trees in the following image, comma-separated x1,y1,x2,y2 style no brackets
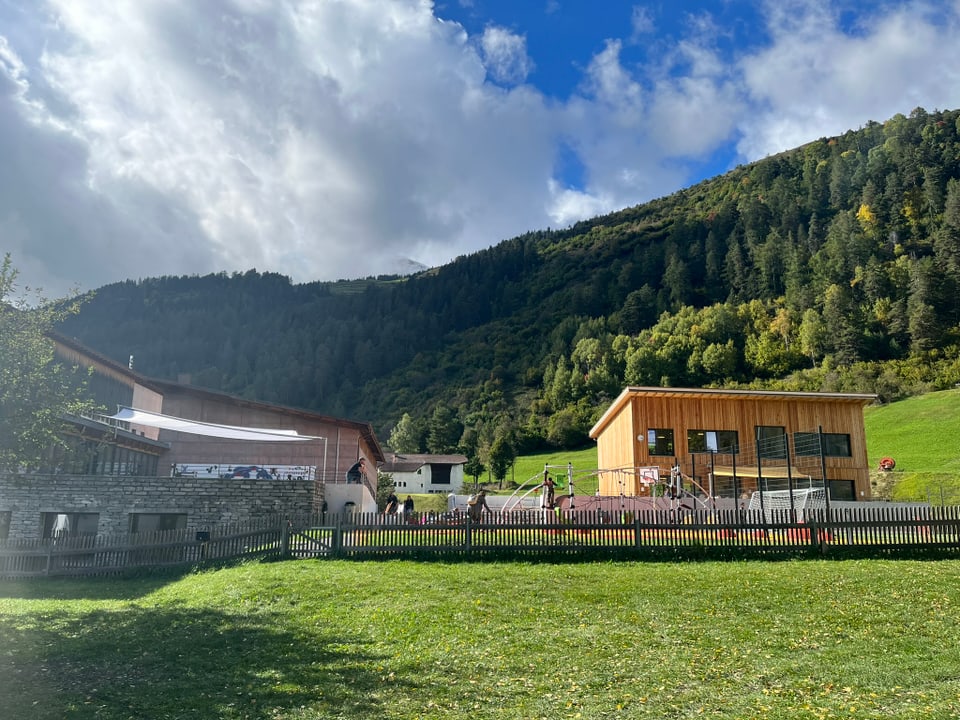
58,106,960,470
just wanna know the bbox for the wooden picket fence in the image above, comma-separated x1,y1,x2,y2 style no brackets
2,505,960,578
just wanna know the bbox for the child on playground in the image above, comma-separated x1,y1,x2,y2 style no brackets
541,473,556,509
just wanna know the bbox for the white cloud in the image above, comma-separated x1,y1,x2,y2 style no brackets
630,6,655,39
737,0,960,158
480,26,534,85
1,0,960,297
2,0,558,295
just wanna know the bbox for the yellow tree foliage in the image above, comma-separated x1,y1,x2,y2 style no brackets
856,203,877,233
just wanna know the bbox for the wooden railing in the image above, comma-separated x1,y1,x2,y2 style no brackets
2,505,959,577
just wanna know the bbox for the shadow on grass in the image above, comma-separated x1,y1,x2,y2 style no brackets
0,559,270,601
0,572,191,602
0,602,399,719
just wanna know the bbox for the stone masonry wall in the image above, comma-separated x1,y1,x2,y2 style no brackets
0,473,317,540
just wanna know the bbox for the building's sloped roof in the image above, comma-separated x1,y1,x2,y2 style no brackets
382,460,426,473
381,453,467,473
50,330,386,462
590,385,878,439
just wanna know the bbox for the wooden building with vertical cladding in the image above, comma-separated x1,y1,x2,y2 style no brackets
589,387,877,501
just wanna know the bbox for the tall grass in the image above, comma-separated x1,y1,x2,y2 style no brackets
2,559,960,719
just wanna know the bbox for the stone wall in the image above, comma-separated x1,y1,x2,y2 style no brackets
0,473,317,539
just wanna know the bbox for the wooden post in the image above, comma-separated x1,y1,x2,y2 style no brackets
818,425,832,515
784,433,795,518
280,520,291,559
332,516,343,557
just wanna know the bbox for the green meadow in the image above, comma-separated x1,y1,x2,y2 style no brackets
2,559,960,719
864,388,960,503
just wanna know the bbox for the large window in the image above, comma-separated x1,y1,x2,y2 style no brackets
756,426,787,459
42,437,160,476
430,465,452,485
42,512,99,539
647,429,675,456
129,513,187,533
687,430,739,455
793,432,852,457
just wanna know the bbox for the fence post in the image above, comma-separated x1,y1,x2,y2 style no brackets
807,517,821,555
634,516,642,550
465,516,473,553
332,516,344,557
280,521,291,559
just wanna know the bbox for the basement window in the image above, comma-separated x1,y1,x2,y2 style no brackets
42,512,99,539
129,513,188,533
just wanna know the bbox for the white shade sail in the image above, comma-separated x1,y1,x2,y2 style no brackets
109,407,321,442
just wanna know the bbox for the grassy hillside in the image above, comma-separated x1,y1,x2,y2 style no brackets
864,388,960,503
500,446,599,493
864,388,960,472
3,560,960,719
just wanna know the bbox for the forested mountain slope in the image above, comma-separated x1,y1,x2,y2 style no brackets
60,107,960,456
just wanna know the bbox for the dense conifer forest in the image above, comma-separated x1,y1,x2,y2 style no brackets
59,106,960,459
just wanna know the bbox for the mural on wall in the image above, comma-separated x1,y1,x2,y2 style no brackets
172,463,316,481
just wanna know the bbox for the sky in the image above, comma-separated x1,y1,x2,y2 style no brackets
2,0,960,298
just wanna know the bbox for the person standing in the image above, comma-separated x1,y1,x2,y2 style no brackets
467,488,491,522
541,473,556,509
384,490,399,515
346,458,366,483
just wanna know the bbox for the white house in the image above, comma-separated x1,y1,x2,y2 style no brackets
381,453,467,494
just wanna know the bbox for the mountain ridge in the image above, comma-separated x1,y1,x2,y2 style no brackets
58,106,960,455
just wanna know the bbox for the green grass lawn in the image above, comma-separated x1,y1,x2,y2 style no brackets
3,559,960,719
865,388,960,502
864,388,960,473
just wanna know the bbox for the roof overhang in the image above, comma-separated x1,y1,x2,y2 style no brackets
110,407,323,442
589,386,878,439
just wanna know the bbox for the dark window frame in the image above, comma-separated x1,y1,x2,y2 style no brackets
431,465,452,485
756,426,787,460
42,512,100,539
129,513,188,533
687,429,740,455
647,428,675,456
793,432,852,458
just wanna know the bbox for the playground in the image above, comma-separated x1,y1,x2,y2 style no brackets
456,460,841,522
